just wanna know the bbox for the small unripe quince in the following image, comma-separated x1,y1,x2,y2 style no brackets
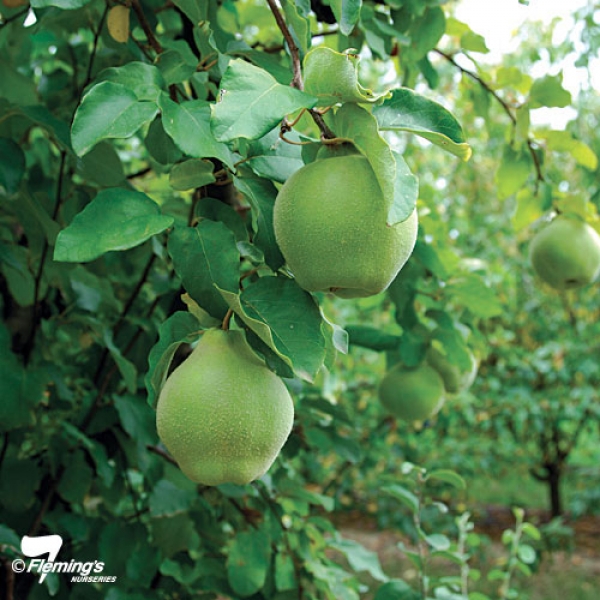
529,215,600,290
426,346,478,394
378,364,446,422
156,329,294,486
274,155,418,298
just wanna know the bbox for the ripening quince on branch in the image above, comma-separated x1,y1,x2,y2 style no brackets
529,214,600,290
273,154,418,298
378,363,446,422
156,329,294,486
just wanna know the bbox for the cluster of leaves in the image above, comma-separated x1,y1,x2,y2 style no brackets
1,0,599,599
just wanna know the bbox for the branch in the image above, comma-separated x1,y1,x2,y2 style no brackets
265,0,302,90
434,48,545,183
131,0,163,54
82,4,109,94
22,151,68,365
147,444,178,466
265,0,336,140
0,5,29,28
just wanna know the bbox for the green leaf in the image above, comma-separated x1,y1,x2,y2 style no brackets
541,130,598,170
275,551,297,591
446,274,503,318
31,0,90,8
149,479,197,516
114,395,157,447
512,187,548,231
381,484,419,513
329,0,363,36
529,75,572,108
167,222,240,320
71,81,159,156
169,159,216,191
54,188,173,262
0,459,42,511
346,325,400,351
97,62,164,102
423,533,451,551
330,103,402,224
426,469,467,490
218,276,326,381
145,311,200,407
374,88,472,160
0,138,26,194
391,151,419,225
281,0,311,54
461,30,489,54
374,580,420,600
0,524,21,550
78,141,126,187
521,523,542,541
495,145,532,199
411,7,446,58
304,47,389,106
211,59,317,142
241,277,327,380
328,538,387,582
245,128,304,183
234,174,285,270
227,528,271,597
517,544,536,564
103,328,137,393
57,450,93,503
145,116,183,165
155,47,198,86
152,514,200,558
159,95,235,168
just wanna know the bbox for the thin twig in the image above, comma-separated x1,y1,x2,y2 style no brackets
265,0,336,140
22,151,68,364
0,5,29,28
265,0,303,90
131,0,163,54
434,48,545,182
147,445,178,465
82,4,109,93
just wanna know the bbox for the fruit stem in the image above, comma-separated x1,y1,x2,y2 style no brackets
222,308,234,331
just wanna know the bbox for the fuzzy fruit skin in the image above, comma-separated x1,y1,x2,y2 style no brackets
273,155,418,298
156,329,294,486
426,347,478,394
529,216,600,290
378,364,446,422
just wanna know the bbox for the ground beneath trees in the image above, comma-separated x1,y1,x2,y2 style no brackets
336,506,600,600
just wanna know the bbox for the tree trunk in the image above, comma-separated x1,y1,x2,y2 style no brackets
546,462,563,517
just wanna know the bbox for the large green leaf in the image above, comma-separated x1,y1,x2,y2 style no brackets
328,539,387,582
495,144,532,200
0,138,26,194
71,82,159,156
159,95,235,168
303,47,389,106
169,159,216,191
211,59,317,142
54,188,173,262
217,276,326,381
330,104,416,225
529,75,572,108
145,311,201,407
227,528,271,597
234,174,285,270
329,0,363,36
373,88,472,160
167,221,240,320
97,62,164,102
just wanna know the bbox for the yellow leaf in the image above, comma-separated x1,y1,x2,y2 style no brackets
107,6,130,44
